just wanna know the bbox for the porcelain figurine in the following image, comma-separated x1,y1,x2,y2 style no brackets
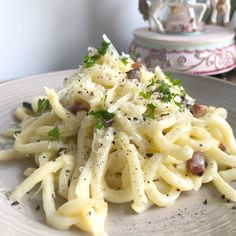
163,3,206,33
134,0,236,75
139,0,208,33
230,8,236,30
210,0,231,26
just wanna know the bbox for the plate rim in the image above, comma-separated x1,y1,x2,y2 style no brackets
1,69,236,89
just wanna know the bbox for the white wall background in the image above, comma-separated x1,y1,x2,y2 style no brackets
0,0,146,80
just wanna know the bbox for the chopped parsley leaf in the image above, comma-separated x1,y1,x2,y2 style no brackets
89,110,115,130
147,78,155,88
174,101,182,108
120,57,129,65
97,41,110,55
140,91,152,99
165,72,182,87
171,79,182,86
159,81,170,94
158,81,172,102
146,103,157,119
36,99,52,116
83,41,110,68
48,126,60,139
147,78,161,88
83,55,96,68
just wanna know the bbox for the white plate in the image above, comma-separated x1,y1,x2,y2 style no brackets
0,70,236,236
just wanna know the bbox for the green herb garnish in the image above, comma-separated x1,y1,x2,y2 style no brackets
83,41,110,68
83,55,97,68
158,81,172,102
48,126,60,139
97,41,110,55
36,99,52,116
171,79,182,86
120,57,129,65
140,91,152,99
89,110,115,130
174,101,182,108
147,78,155,88
146,103,157,119
165,72,182,87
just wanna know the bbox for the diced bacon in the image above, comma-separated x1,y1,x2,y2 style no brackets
132,58,143,70
190,103,206,118
187,151,207,176
219,143,228,153
68,103,89,114
126,69,141,82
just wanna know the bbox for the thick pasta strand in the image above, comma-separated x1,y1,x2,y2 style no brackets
205,147,236,167
68,116,92,200
145,182,180,207
207,116,236,154
213,173,236,201
58,154,75,198
42,174,77,230
201,158,218,183
219,169,236,182
91,127,114,200
0,149,25,161
15,107,32,121
45,87,75,121
118,132,148,213
147,117,194,161
158,164,194,191
10,154,74,201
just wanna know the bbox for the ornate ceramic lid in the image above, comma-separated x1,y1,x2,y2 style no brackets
133,26,235,45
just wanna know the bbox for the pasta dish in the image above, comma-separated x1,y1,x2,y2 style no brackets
1,35,236,236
